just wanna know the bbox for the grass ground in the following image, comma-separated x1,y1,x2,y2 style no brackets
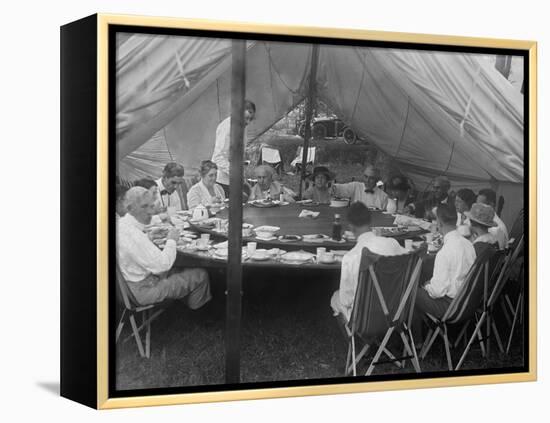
115,267,524,390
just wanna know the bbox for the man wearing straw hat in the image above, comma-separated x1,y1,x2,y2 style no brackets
465,202,499,256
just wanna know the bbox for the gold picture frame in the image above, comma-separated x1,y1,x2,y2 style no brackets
60,13,536,409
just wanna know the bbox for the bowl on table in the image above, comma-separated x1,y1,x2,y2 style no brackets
330,198,349,208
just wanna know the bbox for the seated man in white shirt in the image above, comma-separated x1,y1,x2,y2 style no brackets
248,164,296,202
155,162,188,212
117,187,211,309
331,164,388,210
330,202,408,322
414,203,476,324
477,188,509,249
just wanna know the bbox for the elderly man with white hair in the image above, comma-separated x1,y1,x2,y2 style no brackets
407,175,453,219
249,164,296,202
117,187,211,308
331,164,388,209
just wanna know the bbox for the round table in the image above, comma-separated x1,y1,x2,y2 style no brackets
191,203,426,252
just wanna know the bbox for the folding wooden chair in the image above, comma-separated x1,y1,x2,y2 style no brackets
501,237,525,354
419,247,496,370
499,209,524,326
259,146,284,175
339,246,426,376
115,266,165,358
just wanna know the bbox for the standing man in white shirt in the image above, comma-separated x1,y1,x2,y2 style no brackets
331,165,388,210
330,202,408,322
477,188,509,249
414,203,476,323
117,187,211,308
155,162,188,211
211,100,256,197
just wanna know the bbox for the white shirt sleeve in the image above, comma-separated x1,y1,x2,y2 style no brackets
424,246,452,298
338,251,361,315
121,226,177,278
211,118,231,177
332,182,359,199
378,189,389,210
187,184,202,209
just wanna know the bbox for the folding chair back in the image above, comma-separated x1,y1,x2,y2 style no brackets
443,247,496,325
291,146,316,167
488,236,524,308
115,264,165,358
115,264,140,311
351,247,424,341
508,208,524,250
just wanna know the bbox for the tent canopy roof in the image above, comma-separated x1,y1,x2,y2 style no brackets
116,34,524,189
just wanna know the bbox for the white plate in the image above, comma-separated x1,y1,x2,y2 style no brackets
255,235,277,241
255,225,280,233
281,251,315,262
250,253,270,261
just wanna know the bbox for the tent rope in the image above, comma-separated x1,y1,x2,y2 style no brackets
216,79,222,122
393,97,411,159
459,63,482,137
163,127,175,162
350,53,367,123
263,42,303,95
267,50,279,114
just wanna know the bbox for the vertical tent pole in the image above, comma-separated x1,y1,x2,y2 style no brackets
225,39,246,384
298,45,320,199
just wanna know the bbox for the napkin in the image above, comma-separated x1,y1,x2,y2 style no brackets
299,209,320,219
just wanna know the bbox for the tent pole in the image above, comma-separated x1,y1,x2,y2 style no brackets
225,40,246,384
298,45,320,199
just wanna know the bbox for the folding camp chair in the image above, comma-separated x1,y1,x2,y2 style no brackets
291,146,316,173
451,248,509,369
259,146,283,175
115,266,165,358
499,209,524,326
502,237,525,354
339,246,426,376
419,247,496,371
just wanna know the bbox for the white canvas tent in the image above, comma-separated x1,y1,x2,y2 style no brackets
116,34,524,226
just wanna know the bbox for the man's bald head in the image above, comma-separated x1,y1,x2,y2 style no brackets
255,165,275,191
363,164,380,189
126,186,156,225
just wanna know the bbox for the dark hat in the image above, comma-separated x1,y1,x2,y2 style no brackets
465,203,498,227
388,175,410,191
312,166,335,180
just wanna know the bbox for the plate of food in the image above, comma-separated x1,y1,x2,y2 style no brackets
213,248,248,260
280,251,315,264
278,234,303,242
302,234,330,242
250,252,270,261
249,199,280,208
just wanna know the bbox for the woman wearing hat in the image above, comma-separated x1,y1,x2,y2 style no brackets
387,175,415,214
303,166,334,204
465,202,499,256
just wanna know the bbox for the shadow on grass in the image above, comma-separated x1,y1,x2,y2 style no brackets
115,267,525,390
